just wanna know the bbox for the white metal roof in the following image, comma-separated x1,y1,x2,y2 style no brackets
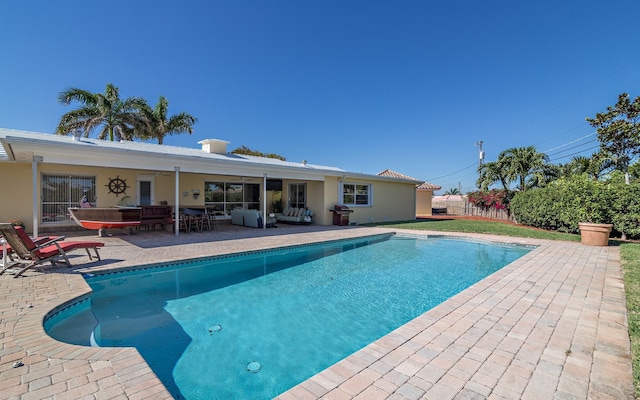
0,128,423,184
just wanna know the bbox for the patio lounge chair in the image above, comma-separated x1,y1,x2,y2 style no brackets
2,235,57,256
0,223,104,278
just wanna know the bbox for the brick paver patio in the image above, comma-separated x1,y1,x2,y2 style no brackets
0,224,633,399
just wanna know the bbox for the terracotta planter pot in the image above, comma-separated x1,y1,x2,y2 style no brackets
578,223,613,246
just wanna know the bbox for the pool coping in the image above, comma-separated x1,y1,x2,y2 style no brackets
0,226,633,399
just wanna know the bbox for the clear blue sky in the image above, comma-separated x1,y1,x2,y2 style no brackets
2,0,639,193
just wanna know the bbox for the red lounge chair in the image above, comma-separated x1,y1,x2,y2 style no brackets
0,223,104,278
2,236,55,256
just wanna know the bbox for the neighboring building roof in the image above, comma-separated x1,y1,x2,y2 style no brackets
378,169,440,190
377,169,418,180
432,195,466,202
0,128,421,185
417,182,442,190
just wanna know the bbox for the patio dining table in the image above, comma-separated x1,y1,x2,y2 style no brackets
180,208,214,232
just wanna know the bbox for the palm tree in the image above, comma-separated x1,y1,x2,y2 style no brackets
138,96,197,145
443,188,460,195
56,83,148,141
528,163,562,189
499,146,549,191
567,152,614,181
476,160,511,190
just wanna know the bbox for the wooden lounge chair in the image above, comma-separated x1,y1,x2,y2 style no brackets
0,223,104,278
2,236,55,257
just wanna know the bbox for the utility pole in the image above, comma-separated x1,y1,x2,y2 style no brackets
476,140,484,168
476,141,484,189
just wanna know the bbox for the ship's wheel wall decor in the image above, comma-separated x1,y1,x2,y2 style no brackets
106,176,128,197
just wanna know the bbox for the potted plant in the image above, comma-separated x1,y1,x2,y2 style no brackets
270,198,283,214
577,181,613,246
579,222,613,246
9,219,25,230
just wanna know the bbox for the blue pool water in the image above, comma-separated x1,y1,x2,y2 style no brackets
45,234,532,399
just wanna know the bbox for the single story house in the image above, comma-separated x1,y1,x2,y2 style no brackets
0,128,437,236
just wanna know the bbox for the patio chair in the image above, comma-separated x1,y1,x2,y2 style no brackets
0,223,104,278
2,235,53,258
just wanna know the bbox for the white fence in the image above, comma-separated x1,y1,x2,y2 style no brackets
432,200,511,221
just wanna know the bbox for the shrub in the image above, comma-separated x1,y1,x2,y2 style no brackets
611,182,640,239
511,175,615,235
467,189,512,212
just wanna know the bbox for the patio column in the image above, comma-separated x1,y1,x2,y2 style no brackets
174,166,180,236
32,156,43,237
263,173,267,230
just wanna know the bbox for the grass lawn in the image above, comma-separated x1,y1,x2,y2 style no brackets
374,217,582,241
376,217,640,397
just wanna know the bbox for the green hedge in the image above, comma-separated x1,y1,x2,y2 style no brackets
510,175,640,239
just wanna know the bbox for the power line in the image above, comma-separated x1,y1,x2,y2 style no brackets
542,132,596,153
425,162,476,181
534,123,593,149
428,128,601,192
546,139,599,158
548,144,601,163
503,55,640,142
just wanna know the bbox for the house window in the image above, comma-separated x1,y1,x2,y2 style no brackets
42,174,96,223
288,183,306,209
204,182,260,215
340,182,371,206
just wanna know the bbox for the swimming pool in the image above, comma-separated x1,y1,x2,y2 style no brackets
45,233,533,399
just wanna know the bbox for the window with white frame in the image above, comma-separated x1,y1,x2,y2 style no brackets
340,182,372,206
204,182,260,215
41,174,96,223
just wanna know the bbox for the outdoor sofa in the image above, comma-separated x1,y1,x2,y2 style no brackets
275,207,314,224
230,209,263,228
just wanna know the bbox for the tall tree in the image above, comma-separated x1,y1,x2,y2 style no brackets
138,96,197,144
56,83,148,141
499,146,549,191
528,163,562,188
476,160,511,190
566,152,614,181
586,92,640,185
231,145,286,160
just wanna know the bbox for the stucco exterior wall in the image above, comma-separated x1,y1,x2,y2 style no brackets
0,163,33,231
341,179,417,225
322,176,340,226
416,189,435,217
1,161,420,232
305,181,323,223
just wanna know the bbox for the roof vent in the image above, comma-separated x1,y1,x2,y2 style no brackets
71,130,83,141
198,139,230,154
302,160,307,166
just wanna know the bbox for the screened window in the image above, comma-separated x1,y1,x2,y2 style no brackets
139,181,152,206
42,174,96,223
340,183,371,206
204,182,260,215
